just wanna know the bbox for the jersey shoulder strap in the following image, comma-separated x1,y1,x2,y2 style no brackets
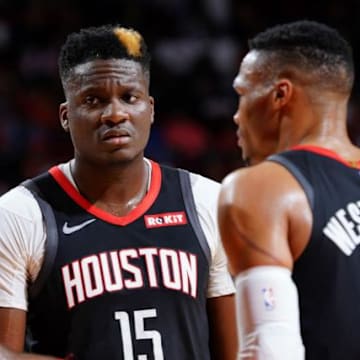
267,153,314,210
177,168,211,264
21,178,59,299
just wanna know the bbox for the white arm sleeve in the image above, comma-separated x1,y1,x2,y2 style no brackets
235,266,305,360
190,173,235,298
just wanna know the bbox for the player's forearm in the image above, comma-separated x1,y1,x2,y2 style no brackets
0,345,61,360
207,294,238,360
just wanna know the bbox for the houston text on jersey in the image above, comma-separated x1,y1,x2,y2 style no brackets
61,247,198,308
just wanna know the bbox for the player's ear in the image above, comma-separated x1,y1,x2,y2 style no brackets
149,96,155,124
59,102,70,132
272,79,293,109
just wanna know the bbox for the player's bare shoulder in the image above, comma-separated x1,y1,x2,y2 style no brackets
219,160,312,270
220,160,308,211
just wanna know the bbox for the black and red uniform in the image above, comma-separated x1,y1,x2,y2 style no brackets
269,145,360,360
26,162,213,360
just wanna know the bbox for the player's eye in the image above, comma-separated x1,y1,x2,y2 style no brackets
85,96,100,105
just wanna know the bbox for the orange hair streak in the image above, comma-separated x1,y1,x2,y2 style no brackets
113,27,142,57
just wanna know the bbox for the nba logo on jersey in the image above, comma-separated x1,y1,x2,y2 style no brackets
262,287,276,310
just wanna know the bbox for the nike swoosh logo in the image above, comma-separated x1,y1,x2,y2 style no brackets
62,219,96,235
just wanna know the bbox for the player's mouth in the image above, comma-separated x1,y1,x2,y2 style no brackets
101,128,131,145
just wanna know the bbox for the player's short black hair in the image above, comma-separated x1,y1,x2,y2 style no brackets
58,24,151,84
248,20,354,93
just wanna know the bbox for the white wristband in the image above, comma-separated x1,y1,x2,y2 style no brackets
235,266,305,360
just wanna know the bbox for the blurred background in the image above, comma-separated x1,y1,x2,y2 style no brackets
1,0,360,193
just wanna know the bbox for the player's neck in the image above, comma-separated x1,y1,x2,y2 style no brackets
70,157,151,216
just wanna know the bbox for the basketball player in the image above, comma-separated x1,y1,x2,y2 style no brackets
0,24,236,359
218,20,360,359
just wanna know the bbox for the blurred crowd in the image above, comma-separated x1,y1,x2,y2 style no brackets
1,0,360,193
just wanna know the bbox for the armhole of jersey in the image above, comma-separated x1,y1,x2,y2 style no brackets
21,179,58,299
267,154,314,210
178,169,211,264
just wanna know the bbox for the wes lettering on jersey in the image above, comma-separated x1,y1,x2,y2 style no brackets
323,200,360,256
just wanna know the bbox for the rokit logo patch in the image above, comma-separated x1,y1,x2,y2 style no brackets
144,211,187,228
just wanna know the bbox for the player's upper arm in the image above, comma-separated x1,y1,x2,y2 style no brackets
0,187,45,311
189,173,235,297
218,161,311,275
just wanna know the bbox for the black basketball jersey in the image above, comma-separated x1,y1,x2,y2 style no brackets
268,145,360,360
25,161,212,360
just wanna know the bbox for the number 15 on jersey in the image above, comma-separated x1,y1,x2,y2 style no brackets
114,308,165,360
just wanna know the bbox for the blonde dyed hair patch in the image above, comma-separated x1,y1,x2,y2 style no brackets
113,27,142,57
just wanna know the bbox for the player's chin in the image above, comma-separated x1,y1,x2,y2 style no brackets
108,148,143,163
239,147,250,165
241,149,257,166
